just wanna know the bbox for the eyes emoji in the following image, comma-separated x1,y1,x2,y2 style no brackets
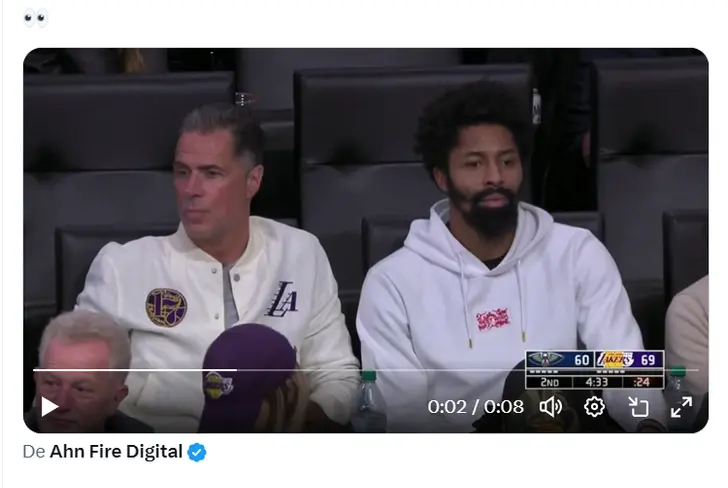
24,8,48,27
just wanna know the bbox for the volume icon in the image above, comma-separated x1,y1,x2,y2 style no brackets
539,395,563,419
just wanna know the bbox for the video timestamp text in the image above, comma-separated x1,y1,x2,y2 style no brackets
427,399,525,415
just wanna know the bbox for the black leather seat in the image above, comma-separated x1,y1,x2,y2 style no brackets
663,209,708,302
237,49,460,112
590,57,707,283
238,49,461,223
590,57,708,348
297,65,534,319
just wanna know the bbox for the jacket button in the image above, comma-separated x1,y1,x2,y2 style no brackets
214,313,220,320
212,268,217,274
233,274,240,282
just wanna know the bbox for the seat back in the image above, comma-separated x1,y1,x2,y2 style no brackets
663,209,708,301
24,72,235,320
237,48,460,111
297,65,534,297
591,57,708,284
239,50,460,222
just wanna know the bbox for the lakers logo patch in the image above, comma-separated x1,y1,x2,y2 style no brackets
145,288,187,327
204,372,233,400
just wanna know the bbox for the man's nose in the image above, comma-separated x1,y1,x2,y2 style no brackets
183,173,204,197
53,387,74,410
482,160,505,186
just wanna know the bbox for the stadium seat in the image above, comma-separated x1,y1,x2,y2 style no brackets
237,48,460,112
297,64,534,312
663,209,708,302
238,49,461,222
590,57,707,283
590,57,708,348
24,72,234,329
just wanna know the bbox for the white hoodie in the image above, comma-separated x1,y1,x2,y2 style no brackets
357,199,667,432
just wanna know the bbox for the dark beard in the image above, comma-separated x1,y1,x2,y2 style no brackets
447,179,519,238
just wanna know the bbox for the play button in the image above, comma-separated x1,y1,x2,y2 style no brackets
41,397,59,417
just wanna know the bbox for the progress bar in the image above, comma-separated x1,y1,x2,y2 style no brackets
32,368,700,373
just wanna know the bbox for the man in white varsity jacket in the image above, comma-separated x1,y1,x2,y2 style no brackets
356,81,668,433
76,103,360,432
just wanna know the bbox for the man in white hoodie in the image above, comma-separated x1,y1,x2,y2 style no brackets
356,80,667,433
76,103,359,432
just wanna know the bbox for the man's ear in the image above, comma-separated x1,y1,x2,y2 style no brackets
433,168,448,193
113,384,129,407
246,164,264,200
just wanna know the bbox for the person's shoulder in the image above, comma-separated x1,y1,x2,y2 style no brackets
548,220,609,264
95,234,170,266
670,275,708,313
681,275,708,300
550,221,601,244
252,217,320,250
107,411,155,433
365,247,420,286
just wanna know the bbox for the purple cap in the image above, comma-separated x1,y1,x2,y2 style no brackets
198,323,297,433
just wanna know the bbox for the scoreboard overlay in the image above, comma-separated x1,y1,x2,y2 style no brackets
524,350,664,390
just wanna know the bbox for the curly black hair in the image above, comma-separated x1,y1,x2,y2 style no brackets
414,80,533,179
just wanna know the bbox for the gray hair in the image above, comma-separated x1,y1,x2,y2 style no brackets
39,310,131,380
180,103,265,167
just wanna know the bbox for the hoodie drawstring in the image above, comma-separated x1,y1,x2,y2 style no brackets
456,254,474,349
457,256,528,348
515,260,527,343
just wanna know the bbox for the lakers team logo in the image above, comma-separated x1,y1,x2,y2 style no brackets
145,288,187,327
264,280,299,318
204,372,234,400
596,351,634,368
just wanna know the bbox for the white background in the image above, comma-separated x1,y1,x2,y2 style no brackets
1,0,723,486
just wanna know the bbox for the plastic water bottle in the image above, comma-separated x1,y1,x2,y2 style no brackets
664,366,694,432
351,370,387,433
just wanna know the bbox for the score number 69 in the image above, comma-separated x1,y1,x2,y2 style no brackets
640,354,656,366
572,353,656,366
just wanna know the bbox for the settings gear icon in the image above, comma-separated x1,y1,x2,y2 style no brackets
584,396,606,418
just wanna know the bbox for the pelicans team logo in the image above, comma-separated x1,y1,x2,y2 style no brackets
145,288,187,327
528,352,564,367
204,372,234,400
596,351,634,368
